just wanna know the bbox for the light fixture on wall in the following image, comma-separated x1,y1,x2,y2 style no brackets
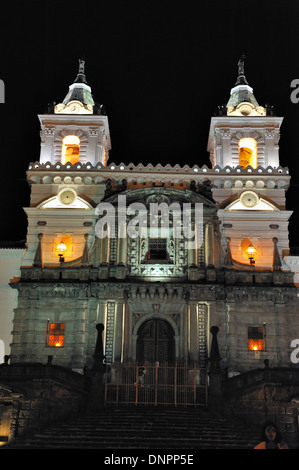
56,241,67,263
246,243,256,266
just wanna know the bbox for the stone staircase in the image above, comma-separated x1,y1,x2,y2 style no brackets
3,406,259,449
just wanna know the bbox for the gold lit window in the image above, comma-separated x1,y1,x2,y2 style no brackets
248,326,264,351
47,322,65,347
238,138,257,169
61,135,80,165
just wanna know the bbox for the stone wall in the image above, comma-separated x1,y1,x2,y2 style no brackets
10,274,299,374
0,360,90,446
0,247,24,358
222,366,299,448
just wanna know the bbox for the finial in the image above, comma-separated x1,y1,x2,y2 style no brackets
237,54,246,76
235,54,248,86
78,58,85,75
74,58,88,85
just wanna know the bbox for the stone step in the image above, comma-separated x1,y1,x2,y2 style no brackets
4,406,259,449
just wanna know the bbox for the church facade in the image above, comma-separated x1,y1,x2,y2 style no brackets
9,59,299,377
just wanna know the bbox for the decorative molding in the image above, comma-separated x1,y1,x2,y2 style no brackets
44,128,55,136
27,161,290,176
265,129,276,138
105,301,115,364
198,303,207,367
88,129,99,136
220,129,231,138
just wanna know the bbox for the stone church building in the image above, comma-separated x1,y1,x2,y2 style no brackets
8,58,299,381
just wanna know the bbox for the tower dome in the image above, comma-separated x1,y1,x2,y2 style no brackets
54,59,95,114
226,57,266,116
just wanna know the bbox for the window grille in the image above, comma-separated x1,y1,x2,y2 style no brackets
248,326,264,351
148,238,167,260
46,322,65,347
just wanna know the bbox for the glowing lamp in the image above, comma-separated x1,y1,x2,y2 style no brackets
56,241,67,263
246,243,256,266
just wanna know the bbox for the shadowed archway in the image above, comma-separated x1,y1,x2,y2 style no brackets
136,319,175,365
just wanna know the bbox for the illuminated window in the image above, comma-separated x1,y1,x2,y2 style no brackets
47,322,65,347
147,238,167,260
239,138,257,169
61,135,80,165
248,326,264,351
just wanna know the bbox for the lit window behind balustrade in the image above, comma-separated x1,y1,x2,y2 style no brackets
47,322,65,347
248,326,264,351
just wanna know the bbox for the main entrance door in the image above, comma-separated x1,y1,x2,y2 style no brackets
137,319,175,365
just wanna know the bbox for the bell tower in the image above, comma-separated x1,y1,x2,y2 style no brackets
39,59,111,167
207,57,292,269
21,60,111,268
208,57,281,170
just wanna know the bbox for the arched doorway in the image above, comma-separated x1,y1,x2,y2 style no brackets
136,319,175,365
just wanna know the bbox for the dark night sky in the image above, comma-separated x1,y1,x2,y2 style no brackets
1,1,299,247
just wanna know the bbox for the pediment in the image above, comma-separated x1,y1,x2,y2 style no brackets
105,187,217,208
226,193,279,212
38,193,92,209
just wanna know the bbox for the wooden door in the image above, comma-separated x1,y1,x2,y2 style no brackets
137,319,175,365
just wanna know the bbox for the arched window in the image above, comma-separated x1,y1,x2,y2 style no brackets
61,135,80,165
238,138,257,169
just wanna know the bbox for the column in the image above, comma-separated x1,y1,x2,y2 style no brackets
188,302,198,363
204,222,214,267
113,302,124,363
116,220,127,279
117,215,127,265
123,304,133,362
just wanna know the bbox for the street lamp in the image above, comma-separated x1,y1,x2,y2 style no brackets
56,241,67,263
246,243,256,266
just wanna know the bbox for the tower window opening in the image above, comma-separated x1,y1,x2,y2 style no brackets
238,138,257,169
147,238,167,260
46,322,65,347
248,326,264,351
61,135,80,165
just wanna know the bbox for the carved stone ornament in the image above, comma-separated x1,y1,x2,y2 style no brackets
89,129,99,136
45,128,55,136
220,129,231,138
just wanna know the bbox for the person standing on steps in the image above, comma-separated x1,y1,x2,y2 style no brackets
134,364,147,387
254,421,289,449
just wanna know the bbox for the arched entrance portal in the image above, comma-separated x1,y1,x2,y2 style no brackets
137,319,175,365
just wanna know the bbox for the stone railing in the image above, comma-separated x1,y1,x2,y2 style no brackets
222,366,299,448
26,161,290,189
0,358,90,445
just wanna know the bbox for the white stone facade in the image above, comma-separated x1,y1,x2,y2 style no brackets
6,60,299,376
0,247,25,360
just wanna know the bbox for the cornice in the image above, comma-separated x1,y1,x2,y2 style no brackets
27,161,290,180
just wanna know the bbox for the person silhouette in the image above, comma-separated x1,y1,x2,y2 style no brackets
254,421,288,449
